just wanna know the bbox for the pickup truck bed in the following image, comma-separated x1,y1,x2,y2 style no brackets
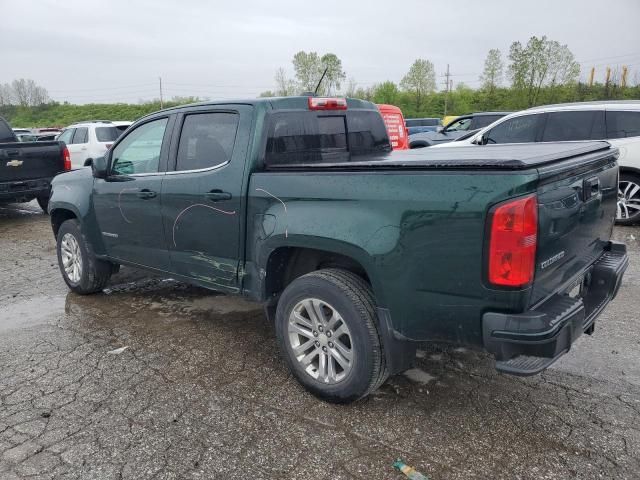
47,97,628,403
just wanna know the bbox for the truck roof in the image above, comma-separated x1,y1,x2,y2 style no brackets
139,96,379,121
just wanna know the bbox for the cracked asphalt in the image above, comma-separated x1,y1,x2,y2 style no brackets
1,201,639,480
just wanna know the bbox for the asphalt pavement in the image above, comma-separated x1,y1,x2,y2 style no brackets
1,201,639,479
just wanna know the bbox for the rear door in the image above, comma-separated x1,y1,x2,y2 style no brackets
92,116,174,270
160,105,252,291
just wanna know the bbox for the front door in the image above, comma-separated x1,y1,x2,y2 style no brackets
92,116,173,271
161,106,252,292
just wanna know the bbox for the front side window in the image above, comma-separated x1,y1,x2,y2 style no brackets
57,129,74,144
71,127,88,144
111,118,168,175
445,118,472,132
541,111,605,141
607,111,640,139
485,114,540,144
176,112,239,171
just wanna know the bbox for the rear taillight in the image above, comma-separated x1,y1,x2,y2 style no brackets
308,97,347,111
488,194,538,287
63,146,71,171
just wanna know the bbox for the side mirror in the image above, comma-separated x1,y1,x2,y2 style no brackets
475,134,489,146
436,126,444,133
92,156,108,179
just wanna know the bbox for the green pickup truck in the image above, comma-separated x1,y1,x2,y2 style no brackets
48,96,628,403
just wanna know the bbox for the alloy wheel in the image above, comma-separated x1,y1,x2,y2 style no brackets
288,298,354,384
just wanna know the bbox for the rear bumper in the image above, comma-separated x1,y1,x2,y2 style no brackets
0,177,52,202
482,241,628,376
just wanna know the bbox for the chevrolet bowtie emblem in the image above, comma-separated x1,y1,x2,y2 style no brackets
6,159,23,167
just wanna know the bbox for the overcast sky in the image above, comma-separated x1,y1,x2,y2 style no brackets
2,0,639,104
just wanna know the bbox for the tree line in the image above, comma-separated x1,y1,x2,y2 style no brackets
1,36,638,127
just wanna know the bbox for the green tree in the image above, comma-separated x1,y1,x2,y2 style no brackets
274,68,297,96
292,51,323,92
480,49,503,94
508,36,580,107
372,81,400,105
400,59,436,112
319,53,346,95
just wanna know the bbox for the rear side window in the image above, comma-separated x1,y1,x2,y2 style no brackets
95,126,121,142
0,118,16,143
485,114,541,144
542,111,605,141
265,110,390,166
176,112,239,171
71,127,88,144
607,111,640,139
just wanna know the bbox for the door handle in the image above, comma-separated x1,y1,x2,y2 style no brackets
137,189,157,199
204,189,232,202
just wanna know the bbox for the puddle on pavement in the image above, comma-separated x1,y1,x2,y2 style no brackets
0,295,66,331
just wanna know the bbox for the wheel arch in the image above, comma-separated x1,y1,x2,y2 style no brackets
50,206,79,238
260,240,385,307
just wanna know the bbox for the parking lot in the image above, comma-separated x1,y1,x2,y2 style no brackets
0,201,639,479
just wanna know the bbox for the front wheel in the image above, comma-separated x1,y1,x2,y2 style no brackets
56,219,114,294
275,268,388,403
617,173,640,225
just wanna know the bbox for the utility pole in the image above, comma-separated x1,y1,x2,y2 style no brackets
622,66,628,88
159,76,164,109
588,67,595,87
443,64,452,116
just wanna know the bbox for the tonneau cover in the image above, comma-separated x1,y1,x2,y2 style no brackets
267,141,614,171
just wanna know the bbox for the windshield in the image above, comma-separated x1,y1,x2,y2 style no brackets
95,126,121,142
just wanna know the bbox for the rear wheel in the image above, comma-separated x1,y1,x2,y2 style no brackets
617,173,640,225
275,268,388,403
56,219,113,294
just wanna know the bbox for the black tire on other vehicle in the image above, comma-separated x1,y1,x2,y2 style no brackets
275,268,388,403
56,219,113,294
36,194,49,214
616,173,640,225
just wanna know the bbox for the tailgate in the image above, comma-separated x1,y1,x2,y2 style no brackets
0,141,65,182
530,147,619,306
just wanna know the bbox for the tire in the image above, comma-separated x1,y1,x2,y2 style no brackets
275,268,388,403
616,173,640,225
36,194,49,214
56,219,113,294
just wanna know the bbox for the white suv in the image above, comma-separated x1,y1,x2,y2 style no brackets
56,121,123,169
433,101,640,224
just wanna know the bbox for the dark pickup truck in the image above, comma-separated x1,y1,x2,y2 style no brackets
48,96,628,403
0,116,70,212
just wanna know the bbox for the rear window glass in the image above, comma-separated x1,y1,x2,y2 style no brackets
95,127,121,142
265,110,390,166
607,111,640,139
